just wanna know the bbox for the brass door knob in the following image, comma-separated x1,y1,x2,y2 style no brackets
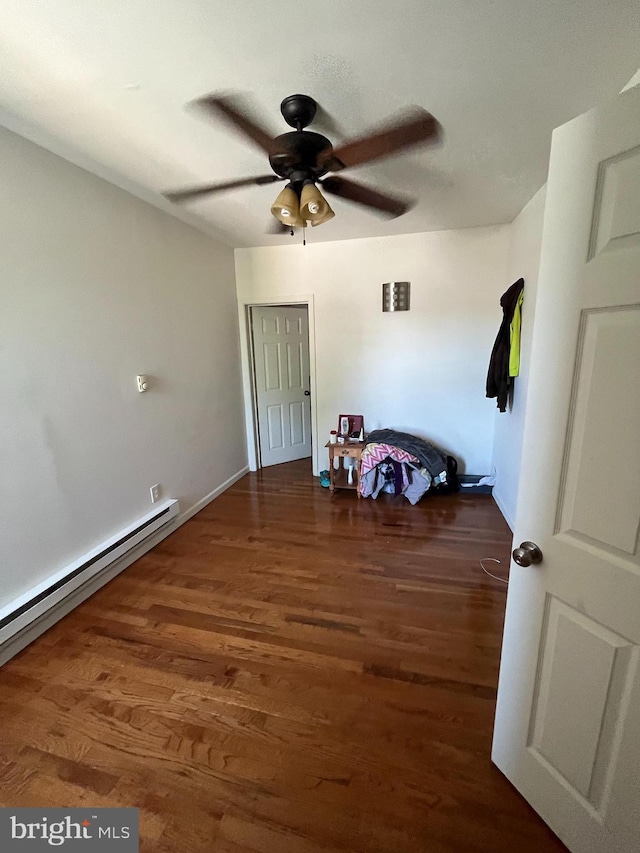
512,541,543,567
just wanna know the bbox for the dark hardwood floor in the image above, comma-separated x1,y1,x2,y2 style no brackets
0,460,565,852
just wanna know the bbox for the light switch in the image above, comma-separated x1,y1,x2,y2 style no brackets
136,375,148,392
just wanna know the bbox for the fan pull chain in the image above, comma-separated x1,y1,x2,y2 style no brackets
302,225,306,246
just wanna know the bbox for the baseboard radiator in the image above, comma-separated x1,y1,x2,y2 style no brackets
0,499,179,657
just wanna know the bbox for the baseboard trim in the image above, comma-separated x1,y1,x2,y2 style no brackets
492,489,515,531
178,466,250,523
0,465,250,668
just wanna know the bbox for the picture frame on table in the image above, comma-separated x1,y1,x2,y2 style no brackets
337,414,364,440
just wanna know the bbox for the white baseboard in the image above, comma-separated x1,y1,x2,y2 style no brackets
0,465,249,668
178,466,249,523
492,489,515,531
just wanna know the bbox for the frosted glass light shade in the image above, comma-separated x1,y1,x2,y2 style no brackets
271,185,304,226
300,182,334,226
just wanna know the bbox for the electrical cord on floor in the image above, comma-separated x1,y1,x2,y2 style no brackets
480,557,509,585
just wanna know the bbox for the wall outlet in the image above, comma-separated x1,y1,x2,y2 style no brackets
150,484,161,503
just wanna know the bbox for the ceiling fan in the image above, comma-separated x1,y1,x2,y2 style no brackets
163,93,441,232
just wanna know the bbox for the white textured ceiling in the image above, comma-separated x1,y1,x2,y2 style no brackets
0,1,638,248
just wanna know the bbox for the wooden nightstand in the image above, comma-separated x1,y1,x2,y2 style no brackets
325,441,366,497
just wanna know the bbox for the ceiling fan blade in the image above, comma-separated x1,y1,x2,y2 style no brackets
320,176,411,218
321,108,440,171
191,94,275,154
164,175,282,203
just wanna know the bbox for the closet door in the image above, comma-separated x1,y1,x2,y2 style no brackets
251,306,312,467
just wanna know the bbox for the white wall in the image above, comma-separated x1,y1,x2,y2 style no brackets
491,186,547,528
0,126,247,611
622,69,640,91
235,226,510,476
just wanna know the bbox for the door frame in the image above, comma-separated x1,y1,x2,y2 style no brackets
237,293,319,475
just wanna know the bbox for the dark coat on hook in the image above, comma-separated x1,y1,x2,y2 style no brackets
486,278,524,412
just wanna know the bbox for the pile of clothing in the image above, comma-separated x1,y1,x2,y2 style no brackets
359,429,455,505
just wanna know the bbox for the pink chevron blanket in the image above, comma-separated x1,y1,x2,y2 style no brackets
360,442,421,480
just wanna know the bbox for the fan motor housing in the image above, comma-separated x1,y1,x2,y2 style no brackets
269,131,333,180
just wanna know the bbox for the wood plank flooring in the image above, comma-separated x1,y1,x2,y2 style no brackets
0,460,565,852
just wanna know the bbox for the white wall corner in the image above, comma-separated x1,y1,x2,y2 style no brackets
492,489,515,531
178,466,250,523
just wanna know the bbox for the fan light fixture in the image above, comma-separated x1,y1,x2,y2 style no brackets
271,184,305,226
271,181,334,230
300,181,335,226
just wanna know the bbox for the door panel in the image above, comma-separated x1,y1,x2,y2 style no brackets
558,307,640,554
251,306,312,467
266,404,284,450
285,314,303,335
289,401,305,446
261,315,279,335
589,144,640,258
286,341,304,390
263,342,282,391
492,85,640,851
529,597,635,805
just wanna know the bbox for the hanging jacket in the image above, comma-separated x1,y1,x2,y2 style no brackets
509,289,524,378
486,278,524,412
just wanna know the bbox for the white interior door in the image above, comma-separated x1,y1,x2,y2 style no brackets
492,86,640,851
251,305,312,467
